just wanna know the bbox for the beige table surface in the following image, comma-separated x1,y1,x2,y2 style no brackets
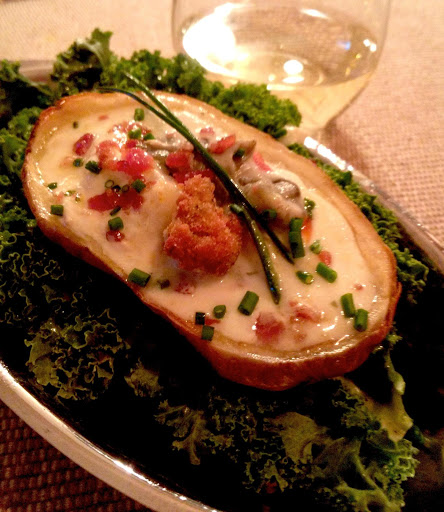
0,0,443,510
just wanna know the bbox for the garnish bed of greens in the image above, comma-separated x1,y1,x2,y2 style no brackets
1,29,444,512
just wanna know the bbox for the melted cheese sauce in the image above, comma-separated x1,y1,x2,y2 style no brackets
31,99,387,353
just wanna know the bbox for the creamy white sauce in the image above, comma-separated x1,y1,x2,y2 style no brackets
33,100,387,352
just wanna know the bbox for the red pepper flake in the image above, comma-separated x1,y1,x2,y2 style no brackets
319,250,332,266
200,126,215,136
253,151,272,172
205,317,221,326
106,230,125,242
301,216,313,243
73,133,94,156
209,134,236,154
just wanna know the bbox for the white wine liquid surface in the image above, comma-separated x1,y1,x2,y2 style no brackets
178,3,381,132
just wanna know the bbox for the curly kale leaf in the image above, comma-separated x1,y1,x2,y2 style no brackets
25,314,126,400
0,61,53,126
102,51,300,138
0,107,43,185
51,28,113,96
126,362,417,511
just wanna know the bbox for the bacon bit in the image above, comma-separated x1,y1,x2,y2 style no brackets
254,312,285,343
209,134,236,154
200,126,215,136
354,283,366,291
289,301,322,323
124,139,139,149
174,273,196,295
264,481,278,495
73,133,94,156
165,150,194,172
253,151,272,172
319,250,332,266
88,187,144,211
301,216,313,243
116,147,154,178
166,149,215,184
106,230,125,242
164,175,243,275
98,115,109,121
97,140,121,171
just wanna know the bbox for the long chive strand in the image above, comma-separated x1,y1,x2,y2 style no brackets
100,82,293,264
231,205,281,304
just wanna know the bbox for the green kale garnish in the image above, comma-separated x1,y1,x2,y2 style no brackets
126,361,417,511
51,28,114,96
0,62,53,126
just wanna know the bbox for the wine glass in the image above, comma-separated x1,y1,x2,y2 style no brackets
172,0,391,135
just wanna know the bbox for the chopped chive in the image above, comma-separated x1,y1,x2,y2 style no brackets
143,132,155,140
289,217,302,232
128,127,142,139
195,312,206,325
50,204,64,216
261,208,277,221
289,217,305,258
296,270,314,284
108,216,123,230
109,206,121,216
157,278,170,289
85,160,101,174
354,309,368,332
105,179,115,188
131,179,146,193
134,108,145,121
341,293,356,317
304,198,316,218
128,268,151,287
309,239,322,254
238,291,259,315
73,158,83,167
121,184,130,193
316,262,337,283
201,324,214,341
233,148,246,158
64,190,76,196
213,305,227,319
72,121,79,129
47,182,58,190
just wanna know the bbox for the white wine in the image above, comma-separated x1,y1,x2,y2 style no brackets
176,3,381,132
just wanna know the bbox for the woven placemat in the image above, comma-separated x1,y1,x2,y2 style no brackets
0,401,149,511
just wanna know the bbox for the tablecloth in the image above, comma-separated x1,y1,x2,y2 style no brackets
0,0,443,510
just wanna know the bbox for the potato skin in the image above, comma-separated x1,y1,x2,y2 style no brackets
22,91,401,391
